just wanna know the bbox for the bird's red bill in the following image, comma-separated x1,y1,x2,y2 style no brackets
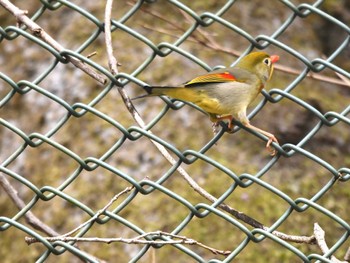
270,55,280,63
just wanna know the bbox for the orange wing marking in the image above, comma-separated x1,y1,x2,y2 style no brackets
185,72,236,86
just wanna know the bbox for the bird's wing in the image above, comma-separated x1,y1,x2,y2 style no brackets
184,71,237,86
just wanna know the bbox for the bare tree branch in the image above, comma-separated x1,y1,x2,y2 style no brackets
104,0,119,76
25,231,231,256
314,223,347,263
344,247,350,262
24,186,133,242
60,186,134,238
135,2,349,88
335,71,350,87
270,229,315,244
0,173,59,236
0,0,107,85
24,187,229,256
0,172,109,262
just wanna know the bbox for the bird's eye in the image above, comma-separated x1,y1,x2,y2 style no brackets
263,58,271,66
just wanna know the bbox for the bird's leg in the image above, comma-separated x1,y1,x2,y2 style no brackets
243,122,279,156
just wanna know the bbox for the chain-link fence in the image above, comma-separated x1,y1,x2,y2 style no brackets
1,0,350,262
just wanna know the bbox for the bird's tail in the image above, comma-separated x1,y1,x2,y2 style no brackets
132,86,153,100
132,85,177,100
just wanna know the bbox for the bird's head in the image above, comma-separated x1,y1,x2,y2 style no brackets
237,51,279,82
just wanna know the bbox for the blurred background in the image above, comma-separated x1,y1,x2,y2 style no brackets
0,0,350,262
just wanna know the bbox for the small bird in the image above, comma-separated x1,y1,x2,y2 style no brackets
137,51,280,155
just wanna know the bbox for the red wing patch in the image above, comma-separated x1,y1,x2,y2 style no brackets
185,72,236,86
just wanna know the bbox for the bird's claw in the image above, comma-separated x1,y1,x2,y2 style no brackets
266,137,279,156
212,122,220,135
212,121,235,134
225,125,235,134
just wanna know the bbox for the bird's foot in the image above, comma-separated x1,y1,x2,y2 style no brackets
211,115,234,134
266,136,279,156
225,124,235,134
212,121,235,134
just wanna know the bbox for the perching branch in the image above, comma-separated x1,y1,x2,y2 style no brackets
0,0,107,85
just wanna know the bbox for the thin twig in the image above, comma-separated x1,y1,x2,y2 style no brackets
178,8,241,57
136,2,349,87
344,247,350,261
0,173,108,262
314,223,347,263
270,229,315,244
60,186,134,238
25,231,231,256
25,186,134,244
0,174,59,236
275,64,349,87
335,71,350,87
0,0,107,85
104,0,119,76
